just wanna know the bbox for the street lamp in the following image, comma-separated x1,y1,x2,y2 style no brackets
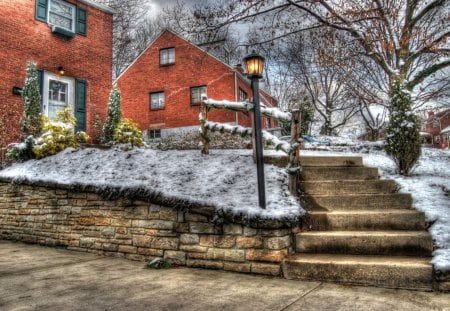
243,51,266,209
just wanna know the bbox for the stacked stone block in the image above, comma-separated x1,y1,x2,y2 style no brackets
0,181,292,277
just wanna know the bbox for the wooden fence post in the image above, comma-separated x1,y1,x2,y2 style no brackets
201,102,209,155
289,110,301,196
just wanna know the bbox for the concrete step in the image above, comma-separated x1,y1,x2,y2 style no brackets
296,231,433,256
299,180,397,195
301,193,412,210
307,210,427,231
282,254,433,290
299,156,363,167
300,167,379,181
264,155,288,167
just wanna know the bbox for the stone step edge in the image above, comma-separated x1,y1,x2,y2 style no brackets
297,230,432,237
282,254,433,291
284,253,432,267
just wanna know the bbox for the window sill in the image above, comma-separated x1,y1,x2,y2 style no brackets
159,63,175,67
51,25,75,38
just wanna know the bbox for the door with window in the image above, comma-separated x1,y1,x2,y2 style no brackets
42,72,75,119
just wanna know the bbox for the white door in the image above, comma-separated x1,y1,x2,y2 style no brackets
42,72,75,119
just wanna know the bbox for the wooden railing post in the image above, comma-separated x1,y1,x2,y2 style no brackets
288,109,301,196
200,101,209,155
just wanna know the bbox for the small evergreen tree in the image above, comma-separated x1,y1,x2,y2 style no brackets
384,80,422,176
20,61,43,139
101,84,122,143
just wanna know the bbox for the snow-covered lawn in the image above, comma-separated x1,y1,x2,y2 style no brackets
303,147,450,273
0,144,448,272
0,147,301,220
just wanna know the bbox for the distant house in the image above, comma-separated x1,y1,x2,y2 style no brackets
0,0,114,147
116,29,279,139
423,109,450,149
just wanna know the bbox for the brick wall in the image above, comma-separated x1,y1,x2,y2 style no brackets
0,0,113,146
0,181,294,276
117,30,276,133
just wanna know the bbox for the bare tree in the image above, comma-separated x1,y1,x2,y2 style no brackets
97,0,162,78
287,30,360,135
160,1,244,66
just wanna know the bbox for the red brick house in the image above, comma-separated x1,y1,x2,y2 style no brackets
116,30,279,139
0,0,114,148
423,109,450,149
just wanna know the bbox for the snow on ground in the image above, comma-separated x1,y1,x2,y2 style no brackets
0,147,302,220
0,139,448,272
303,145,450,273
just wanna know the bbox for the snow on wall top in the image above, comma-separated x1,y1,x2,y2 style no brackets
0,147,303,221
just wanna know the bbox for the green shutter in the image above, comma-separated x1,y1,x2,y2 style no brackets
75,79,87,132
35,0,48,22
76,7,87,36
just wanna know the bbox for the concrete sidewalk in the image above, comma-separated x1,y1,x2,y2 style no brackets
0,240,449,311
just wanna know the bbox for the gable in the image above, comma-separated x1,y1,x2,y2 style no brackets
115,30,236,83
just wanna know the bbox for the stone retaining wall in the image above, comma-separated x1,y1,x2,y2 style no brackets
0,181,295,276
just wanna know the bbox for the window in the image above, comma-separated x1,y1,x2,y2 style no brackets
150,92,165,110
42,72,75,119
148,129,161,139
160,48,175,65
191,86,207,106
239,88,247,102
35,0,87,36
49,0,76,32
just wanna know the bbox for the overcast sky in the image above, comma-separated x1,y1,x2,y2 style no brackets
146,0,200,17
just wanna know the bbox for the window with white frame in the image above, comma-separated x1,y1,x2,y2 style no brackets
48,0,76,32
150,92,165,110
42,72,75,119
160,48,175,65
191,86,207,105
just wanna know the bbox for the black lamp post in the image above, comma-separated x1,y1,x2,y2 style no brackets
243,51,266,209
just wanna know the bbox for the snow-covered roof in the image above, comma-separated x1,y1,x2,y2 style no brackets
79,0,115,14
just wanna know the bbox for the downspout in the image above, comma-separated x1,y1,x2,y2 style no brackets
234,71,239,125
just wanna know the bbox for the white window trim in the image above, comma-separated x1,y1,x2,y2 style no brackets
42,72,75,118
47,0,76,32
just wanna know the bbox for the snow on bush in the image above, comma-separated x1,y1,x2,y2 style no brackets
32,108,89,159
101,84,122,144
113,119,144,147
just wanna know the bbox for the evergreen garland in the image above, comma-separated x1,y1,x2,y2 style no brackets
20,61,43,139
101,84,122,144
384,80,422,175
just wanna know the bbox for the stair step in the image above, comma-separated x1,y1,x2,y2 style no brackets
299,156,363,167
299,180,397,195
300,167,378,181
282,254,433,290
296,231,433,256
301,193,412,210
307,210,427,231
264,155,288,167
